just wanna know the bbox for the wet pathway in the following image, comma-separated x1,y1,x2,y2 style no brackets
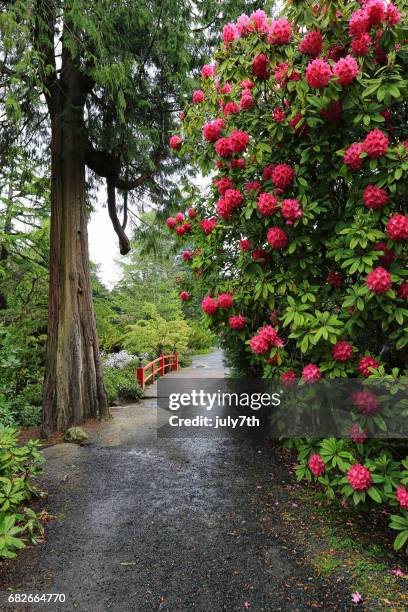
0,351,351,611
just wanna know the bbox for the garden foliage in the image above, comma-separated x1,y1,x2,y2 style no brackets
0,426,44,558
168,1,408,549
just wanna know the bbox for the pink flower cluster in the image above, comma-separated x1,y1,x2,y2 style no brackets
249,325,283,355
344,130,389,170
302,363,321,383
349,1,401,40
366,267,392,294
228,315,246,330
214,131,250,157
222,11,292,48
281,199,303,224
358,355,379,377
203,119,225,142
332,340,353,362
216,188,244,219
386,214,408,241
347,464,372,491
363,184,389,209
308,454,325,476
396,486,408,510
169,135,182,150
299,31,322,57
351,390,380,415
257,193,278,217
267,227,288,250
166,211,193,236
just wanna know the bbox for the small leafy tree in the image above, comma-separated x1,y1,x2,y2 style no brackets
167,2,408,548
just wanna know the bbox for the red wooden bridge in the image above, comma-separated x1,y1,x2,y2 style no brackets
136,353,178,390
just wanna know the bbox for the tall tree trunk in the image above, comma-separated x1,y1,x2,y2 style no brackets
42,94,109,437
0,185,13,310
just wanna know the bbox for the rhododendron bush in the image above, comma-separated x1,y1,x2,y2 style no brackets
167,1,408,549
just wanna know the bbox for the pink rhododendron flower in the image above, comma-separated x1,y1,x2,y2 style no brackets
365,0,386,27
229,315,246,330
166,217,176,229
201,64,215,78
333,55,359,85
169,135,182,149
351,33,372,56
358,355,379,377
263,163,276,182
239,238,251,251
281,199,303,224
229,130,250,153
363,184,388,209
203,119,225,142
305,59,332,88
396,486,408,510
258,193,278,217
187,207,196,219
362,129,389,158
224,189,244,209
386,3,401,26
201,296,218,315
349,9,369,37
240,90,254,110
386,214,408,241
308,454,325,476
252,53,269,79
223,22,238,46
179,291,190,301
332,341,353,362
192,90,205,104
272,107,286,122
182,251,192,261
258,325,283,347
349,424,367,444
175,225,186,236
217,177,235,195
215,137,233,158
250,9,269,32
249,334,270,355
302,363,321,383
347,464,372,490
267,227,288,250
175,212,184,222
397,282,408,300
351,390,380,415
245,181,261,193
217,293,233,308
366,266,392,293
271,164,294,190
282,370,296,387
344,142,365,170
236,14,252,36
200,218,217,234
299,31,323,57
223,102,240,116
268,18,292,45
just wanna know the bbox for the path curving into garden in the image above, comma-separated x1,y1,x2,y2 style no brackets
0,351,352,611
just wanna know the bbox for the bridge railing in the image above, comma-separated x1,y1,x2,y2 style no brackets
136,353,178,390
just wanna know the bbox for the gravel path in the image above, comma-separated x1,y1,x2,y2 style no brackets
0,352,352,611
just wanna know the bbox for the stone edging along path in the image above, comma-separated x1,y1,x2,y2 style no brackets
1,350,408,611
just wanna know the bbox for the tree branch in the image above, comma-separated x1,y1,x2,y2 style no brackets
107,179,130,255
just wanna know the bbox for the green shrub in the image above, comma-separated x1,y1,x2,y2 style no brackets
103,362,143,405
0,426,44,558
187,320,216,354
